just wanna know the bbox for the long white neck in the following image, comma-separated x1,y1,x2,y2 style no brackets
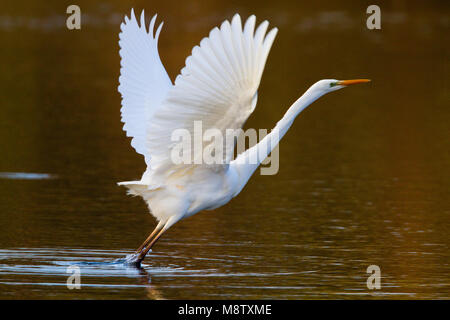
230,86,325,196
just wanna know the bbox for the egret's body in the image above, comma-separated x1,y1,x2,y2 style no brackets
117,10,369,265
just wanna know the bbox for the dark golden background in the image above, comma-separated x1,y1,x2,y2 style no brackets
0,0,448,299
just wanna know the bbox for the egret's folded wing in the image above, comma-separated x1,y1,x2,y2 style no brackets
146,14,277,172
118,9,172,165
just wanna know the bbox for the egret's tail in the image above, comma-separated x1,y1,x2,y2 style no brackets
117,181,148,196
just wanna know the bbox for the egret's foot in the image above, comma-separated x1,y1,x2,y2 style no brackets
123,253,142,267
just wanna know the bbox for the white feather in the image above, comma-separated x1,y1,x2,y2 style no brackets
118,9,172,165
145,14,278,175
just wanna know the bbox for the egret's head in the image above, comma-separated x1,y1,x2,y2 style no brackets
312,79,371,94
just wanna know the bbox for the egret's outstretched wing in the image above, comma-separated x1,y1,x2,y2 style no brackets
146,14,277,173
118,9,172,165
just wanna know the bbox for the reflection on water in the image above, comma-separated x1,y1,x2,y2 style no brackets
0,172,56,180
0,248,165,299
0,1,449,299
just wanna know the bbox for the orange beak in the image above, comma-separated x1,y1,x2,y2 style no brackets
337,79,371,86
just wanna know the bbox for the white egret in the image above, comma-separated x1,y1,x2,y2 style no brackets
117,10,370,265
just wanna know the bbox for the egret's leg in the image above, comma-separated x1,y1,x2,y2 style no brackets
136,228,166,261
135,220,164,253
135,215,181,264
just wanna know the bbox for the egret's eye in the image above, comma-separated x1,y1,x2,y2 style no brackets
329,82,338,87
